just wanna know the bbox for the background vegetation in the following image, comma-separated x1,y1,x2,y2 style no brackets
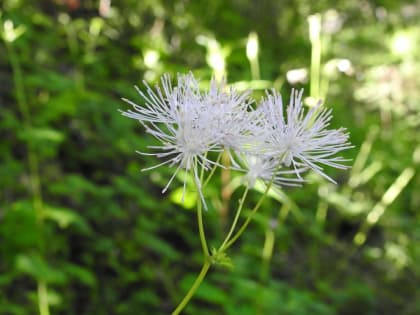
1,0,419,314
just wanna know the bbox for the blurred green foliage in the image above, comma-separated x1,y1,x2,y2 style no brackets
0,0,419,314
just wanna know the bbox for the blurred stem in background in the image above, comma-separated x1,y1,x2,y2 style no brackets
220,150,232,229
255,187,304,314
246,31,260,81
322,124,415,283
202,39,232,229
200,35,227,81
2,20,51,315
354,167,415,246
309,12,330,228
308,14,321,101
58,12,101,93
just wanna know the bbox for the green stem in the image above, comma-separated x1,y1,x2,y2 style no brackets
219,186,249,250
37,281,50,315
309,14,321,100
6,42,44,218
171,160,213,315
6,40,50,315
5,43,29,120
250,59,260,81
171,260,211,315
197,197,209,257
202,152,223,188
193,160,209,256
224,180,274,250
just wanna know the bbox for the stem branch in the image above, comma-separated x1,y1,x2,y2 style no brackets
219,186,249,250
224,180,273,250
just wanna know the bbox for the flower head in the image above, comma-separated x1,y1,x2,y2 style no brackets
121,73,221,207
240,154,306,188
258,88,352,182
121,73,256,208
122,73,352,209
205,77,255,153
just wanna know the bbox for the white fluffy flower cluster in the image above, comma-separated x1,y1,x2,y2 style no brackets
122,73,351,206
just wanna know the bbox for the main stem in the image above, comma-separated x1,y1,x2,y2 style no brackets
171,167,211,315
197,196,209,257
194,163,209,257
171,260,211,315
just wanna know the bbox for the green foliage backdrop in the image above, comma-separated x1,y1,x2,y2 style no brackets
0,0,419,314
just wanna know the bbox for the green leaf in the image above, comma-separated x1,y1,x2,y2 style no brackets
15,254,67,284
192,277,228,305
43,205,90,231
62,263,96,287
210,247,233,269
136,231,181,260
18,127,65,143
0,200,40,251
170,186,197,209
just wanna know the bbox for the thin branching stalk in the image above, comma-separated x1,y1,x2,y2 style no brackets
219,186,250,250
223,179,275,250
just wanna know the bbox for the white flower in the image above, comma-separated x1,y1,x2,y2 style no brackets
240,154,306,188
121,73,222,207
205,77,255,153
122,73,352,208
258,89,352,183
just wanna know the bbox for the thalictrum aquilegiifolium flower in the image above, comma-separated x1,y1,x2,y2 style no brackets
121,73,352,207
